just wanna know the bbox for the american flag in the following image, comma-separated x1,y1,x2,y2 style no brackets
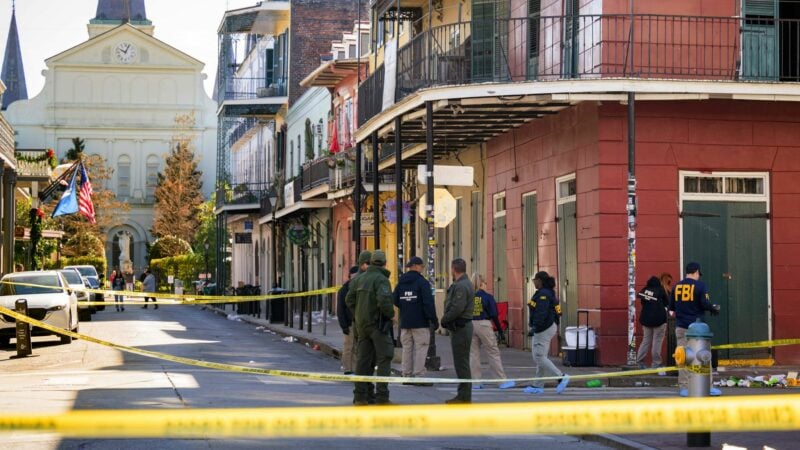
78,162,96,224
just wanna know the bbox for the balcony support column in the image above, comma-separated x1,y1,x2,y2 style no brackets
625,91,638,367
2,169,14,274
394,116,403,274
354,141,363,257
371,131,380,249
424,100,440,371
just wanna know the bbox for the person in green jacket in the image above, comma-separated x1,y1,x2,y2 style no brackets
441,258,475,404
345,250,395,405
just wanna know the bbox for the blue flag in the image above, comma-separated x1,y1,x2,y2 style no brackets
52,168,79,218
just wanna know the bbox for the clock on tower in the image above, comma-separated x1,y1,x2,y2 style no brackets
114,41,138,64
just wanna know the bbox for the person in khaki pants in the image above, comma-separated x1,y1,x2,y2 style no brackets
393,257,438,385
469,274,515,390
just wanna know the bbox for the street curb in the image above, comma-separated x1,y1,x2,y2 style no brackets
580,434,659,450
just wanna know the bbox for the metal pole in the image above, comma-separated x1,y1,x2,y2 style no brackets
395,116,404,272
371,131,380,248
354,141,363,256
625,91,637,367
424,100,440,371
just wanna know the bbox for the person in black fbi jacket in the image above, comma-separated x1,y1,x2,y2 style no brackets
669,262,721,397
635,275,670,372
393,256,438,384
525,271,569,395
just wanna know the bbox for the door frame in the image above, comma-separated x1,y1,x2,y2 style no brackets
678,170,773,342
522,190,538,349
555,173,577,329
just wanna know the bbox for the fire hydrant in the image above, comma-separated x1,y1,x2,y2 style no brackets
673,319,713,447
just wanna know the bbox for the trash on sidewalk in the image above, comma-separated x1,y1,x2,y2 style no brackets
312,344,321,351
282,336,298,343
586,379,603,388
713,373,796,388
226,314,243,322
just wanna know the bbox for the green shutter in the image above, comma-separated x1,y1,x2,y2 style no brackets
471,191,482,273
743,0,776,17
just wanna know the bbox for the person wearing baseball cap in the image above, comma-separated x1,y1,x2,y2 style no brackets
393,256,438,385
669,261,721,397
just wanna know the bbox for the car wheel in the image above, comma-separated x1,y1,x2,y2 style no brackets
60,314,73,345
78,309,92,322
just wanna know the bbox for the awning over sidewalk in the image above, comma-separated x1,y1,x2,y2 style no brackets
259,200,331,224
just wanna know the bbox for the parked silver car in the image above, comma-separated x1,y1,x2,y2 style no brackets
0,271,79,347
60,268,93,322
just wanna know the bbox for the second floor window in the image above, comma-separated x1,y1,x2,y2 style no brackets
118,155,131,199
146,155,160,202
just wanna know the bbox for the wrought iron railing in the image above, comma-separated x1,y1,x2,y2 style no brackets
227,117,259,149
220,76,288,101
216,182,271,209
359,14,800,124
301,157,331,192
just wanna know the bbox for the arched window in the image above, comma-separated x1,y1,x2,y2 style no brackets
117,155,131,199
146,155,160,202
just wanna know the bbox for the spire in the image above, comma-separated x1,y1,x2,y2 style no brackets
92,0,149,24
1,2,28,110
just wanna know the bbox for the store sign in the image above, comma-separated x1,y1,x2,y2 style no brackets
417,165,474,186
235,233,253,244
353,215,374,236
284,182,295,208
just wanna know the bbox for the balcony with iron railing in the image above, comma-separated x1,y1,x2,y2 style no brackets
359,14,800,124
301,157,331,195
15,150,54,183
215,181,272,212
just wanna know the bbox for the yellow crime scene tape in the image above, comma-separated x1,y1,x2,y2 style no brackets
0,395,798,438
0,280,339,306
713,338,800,350
0,304,676,385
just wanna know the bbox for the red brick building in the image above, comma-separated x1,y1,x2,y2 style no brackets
352,0,800,365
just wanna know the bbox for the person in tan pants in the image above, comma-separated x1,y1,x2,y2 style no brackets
470,274,515,390
393,257,438,385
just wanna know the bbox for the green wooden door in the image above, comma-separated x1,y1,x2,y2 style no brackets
471,0,510,82
557,201,578,328
742,0,779,80
562,0,580,77
523,194,539,348
682,201,769,359
493,214,507,302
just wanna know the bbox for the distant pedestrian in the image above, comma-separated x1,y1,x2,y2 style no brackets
670,262,720,397
112,268,125,311
142,269,157,309
346,250,395,406
337,265,360,374
525,271,569,395
441,258,474,404
123,269,134,296
636,275,670,372
469,274,514,390
393,256,437,385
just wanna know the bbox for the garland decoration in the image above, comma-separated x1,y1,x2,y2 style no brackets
16,148,57,169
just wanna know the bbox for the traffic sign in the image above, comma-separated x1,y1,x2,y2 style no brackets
418,188,457,228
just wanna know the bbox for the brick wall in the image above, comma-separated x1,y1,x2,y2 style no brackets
289,0,367,106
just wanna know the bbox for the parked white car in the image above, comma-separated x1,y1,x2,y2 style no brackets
60,268,93,322
0,271,79,347
64,265,105,311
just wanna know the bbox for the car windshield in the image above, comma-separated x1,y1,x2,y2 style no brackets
0,274,63,295
73,267,98,278
59,270,83,285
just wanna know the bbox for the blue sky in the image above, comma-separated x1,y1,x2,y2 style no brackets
0,0,257,99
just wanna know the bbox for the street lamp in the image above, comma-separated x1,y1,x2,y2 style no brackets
268,188,279,289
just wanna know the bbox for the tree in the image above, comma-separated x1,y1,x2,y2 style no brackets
152,113,204,243
192,197,218,271
149,235,193,261
63,231,105,258
65,137,85,162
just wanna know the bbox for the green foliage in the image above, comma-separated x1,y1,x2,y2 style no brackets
192,198,217,273
65,137,85,162
149,235,193,261
150,253,203,290
63,231,105,258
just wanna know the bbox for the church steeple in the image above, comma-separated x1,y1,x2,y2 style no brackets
1,1,27,110
92,0,148,24
88,0,153,38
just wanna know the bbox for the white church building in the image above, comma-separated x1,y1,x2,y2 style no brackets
4,1,217,274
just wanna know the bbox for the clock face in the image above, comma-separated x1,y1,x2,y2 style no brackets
114,42,137,64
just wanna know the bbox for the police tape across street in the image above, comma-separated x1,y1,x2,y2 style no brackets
0,394,798,438
2,304,799,386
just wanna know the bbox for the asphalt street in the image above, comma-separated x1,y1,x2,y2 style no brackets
0,302,777,449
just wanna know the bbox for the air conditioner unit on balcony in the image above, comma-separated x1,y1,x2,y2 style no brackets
257,86,276,98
